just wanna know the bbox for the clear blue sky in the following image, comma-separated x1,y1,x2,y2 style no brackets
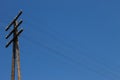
0,0,120,80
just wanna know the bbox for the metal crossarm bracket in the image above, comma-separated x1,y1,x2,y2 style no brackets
5,11,22,31
6,20,23,39
6,29,23,48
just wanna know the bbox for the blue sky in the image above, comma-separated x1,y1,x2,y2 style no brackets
0,0,120,80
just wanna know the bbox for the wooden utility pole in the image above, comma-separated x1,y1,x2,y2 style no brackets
5,10,23,80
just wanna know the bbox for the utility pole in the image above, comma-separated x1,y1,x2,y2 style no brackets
5,10,23,80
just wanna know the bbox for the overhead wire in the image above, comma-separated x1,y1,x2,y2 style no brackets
21,34,117,80
41,26,120,78
23,20,120,79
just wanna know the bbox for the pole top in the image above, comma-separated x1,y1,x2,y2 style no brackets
5,10,23,31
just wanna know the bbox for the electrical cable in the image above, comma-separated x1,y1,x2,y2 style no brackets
21,34,118,80
23,21,120,79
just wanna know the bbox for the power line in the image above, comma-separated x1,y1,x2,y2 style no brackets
41,27,120,78
21,34,117,80
23,21,120,79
